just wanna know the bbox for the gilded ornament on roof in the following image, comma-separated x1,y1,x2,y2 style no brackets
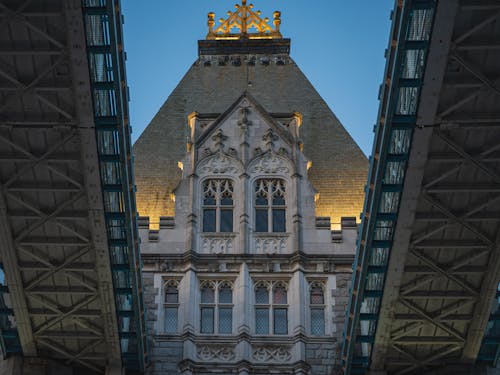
207,0,282,40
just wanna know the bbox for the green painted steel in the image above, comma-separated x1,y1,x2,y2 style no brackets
81,0,147,371
0,264,22,357
340,1,437,373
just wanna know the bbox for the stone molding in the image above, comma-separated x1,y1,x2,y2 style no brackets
201,233,236,254
254,233,288,254
197,151,242,176
249,151,290,175
252,345,292,362
196,344,236,361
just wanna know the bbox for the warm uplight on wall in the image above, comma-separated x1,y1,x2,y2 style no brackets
331,223,341,231
177,161,183,171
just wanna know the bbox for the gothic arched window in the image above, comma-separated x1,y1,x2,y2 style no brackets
200,281,233,334
202,179,234,233
163,280,179,333
309,282,325,336
254,281,288,335
254,179,286,233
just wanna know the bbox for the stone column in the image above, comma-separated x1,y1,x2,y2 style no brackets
180,268,198,335
236,263,251,334
238,106,251,254
236,263,252,363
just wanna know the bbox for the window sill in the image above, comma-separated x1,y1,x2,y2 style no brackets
201,232,238,238
253,232,290,238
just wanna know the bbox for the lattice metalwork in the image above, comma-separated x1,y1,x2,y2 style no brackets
342,0,500,373
0,0,146,371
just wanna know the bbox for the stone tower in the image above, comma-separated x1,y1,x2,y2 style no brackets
134,2,368,374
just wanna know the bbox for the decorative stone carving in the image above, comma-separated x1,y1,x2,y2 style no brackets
252,346,292,362
263,128,279,150
212,129,228,151
202,236,233,254
250,152,290,174
255,236,287,254
197,345,235,361
198,151,240,175
253,147,263,157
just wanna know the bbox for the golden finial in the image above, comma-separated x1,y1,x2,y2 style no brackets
206,1,282,40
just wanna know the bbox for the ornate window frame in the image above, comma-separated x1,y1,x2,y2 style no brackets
308,280,326,336
254,280,289,335
254,178,287,233
199,280,235,335
163,279,180,334
201,178,235,233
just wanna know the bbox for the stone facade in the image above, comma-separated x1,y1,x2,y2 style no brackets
134,10,365,373
138,92,358,374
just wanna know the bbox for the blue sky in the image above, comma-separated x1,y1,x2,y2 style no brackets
121,1,394,155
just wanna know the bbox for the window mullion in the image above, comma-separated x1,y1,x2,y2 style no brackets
268,190,272,233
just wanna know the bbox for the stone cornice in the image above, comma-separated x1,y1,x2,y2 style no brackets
141,250,354,266
153,330,338,345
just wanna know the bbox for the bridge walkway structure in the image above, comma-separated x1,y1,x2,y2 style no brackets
341,0,500,374
0,0,146,373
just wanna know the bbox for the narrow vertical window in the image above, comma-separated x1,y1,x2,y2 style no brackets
273,283,288,334
310,282,325,336
164,281,179,333
255,284,269,334
203,179,234,232
200,283,215,334
254,179,286,233
218,282,233,334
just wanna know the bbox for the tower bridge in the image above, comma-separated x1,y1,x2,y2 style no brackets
341,0,500,374
0,0,145,373
0,0,499,374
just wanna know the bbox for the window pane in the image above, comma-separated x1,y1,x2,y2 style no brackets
201,307,214,334
201,286,215,303
165,286,178,303
272,195,285,205
221,196,233,206
256,194,267,205
396,86,419,115
369,248,389,266
220,209,233,232
204,196,216,205
255,286,269,304
406,9,434,41
273,286,287,304
389,129,412,155
255,209,268,232
256,308,269,334
311,308,325,335
272,208,286,232
203,209,216,232
274,308,288,334
164,307,178,333
379,192,400,214
374,220,394,241
385,161,406,184
219,307,232,334
219,286,232,304
310,287,324,304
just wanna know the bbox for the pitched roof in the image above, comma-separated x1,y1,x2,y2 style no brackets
133,53,368,228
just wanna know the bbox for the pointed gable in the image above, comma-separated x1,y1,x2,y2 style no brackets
133,31,368,229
